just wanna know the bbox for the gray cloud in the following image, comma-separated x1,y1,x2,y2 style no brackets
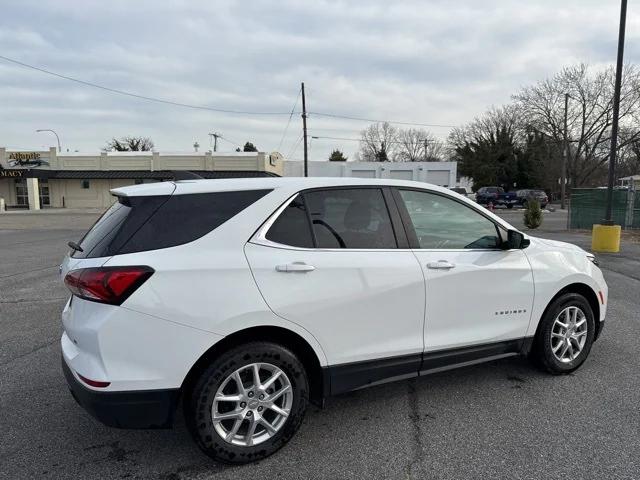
0,0,637,160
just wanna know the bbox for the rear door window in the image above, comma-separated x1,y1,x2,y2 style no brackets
303,188,397,249
265,195,314,248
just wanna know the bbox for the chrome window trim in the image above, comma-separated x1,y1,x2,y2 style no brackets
249,191,506,253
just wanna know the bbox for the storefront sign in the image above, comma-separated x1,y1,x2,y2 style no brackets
7,152,49,168
0,169,24,177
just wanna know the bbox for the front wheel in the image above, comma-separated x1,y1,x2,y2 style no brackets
506,203,514,209
185,342,309,464
531,293,596,374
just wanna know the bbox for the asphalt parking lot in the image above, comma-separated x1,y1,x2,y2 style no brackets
1,208,639,479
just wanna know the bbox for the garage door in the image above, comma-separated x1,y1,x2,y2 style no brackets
426,170,449,186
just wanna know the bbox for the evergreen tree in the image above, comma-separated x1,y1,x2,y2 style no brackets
243,142,258,152
328,149,348,161
523,199,543,229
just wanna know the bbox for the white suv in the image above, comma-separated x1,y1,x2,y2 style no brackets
60,177,607,463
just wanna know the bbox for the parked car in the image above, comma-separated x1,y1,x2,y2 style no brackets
475,186,519,208
449,187,468,196
516,189,549,209
60,177,607,464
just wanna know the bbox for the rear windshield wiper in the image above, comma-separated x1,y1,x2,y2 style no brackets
68,241,84,253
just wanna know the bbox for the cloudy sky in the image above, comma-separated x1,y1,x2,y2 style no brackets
1,0,638,162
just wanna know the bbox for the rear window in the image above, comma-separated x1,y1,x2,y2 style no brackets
72,189,271,258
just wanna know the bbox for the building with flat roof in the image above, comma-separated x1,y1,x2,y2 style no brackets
0,147,283,210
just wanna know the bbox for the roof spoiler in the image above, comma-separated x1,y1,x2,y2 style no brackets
172,171,204,181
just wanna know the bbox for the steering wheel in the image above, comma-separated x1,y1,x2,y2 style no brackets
312,219,346,248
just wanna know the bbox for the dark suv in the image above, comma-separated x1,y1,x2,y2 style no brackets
516,189,548,209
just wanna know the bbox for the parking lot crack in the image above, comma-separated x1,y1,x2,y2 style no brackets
405,379,426,479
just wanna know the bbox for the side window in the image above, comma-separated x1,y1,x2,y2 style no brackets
303,188,397,249
398,189,501,249
265,194,314,248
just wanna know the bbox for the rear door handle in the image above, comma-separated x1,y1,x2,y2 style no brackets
426,260,456,270
276,262,316,273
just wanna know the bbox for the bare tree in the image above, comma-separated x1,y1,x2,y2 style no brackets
358,122,398,161
105,136,154,152
513,64,640,186
396,128,446,161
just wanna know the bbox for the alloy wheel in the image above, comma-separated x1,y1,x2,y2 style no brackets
550,306,588,363
211,362,293,446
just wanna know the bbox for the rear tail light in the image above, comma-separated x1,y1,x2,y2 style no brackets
64,266,154,305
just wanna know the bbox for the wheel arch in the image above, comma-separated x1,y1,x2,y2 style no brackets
532,282,601,346
181,326,327,407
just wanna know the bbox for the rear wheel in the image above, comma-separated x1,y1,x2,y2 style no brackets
531,293,595,374
185,342,309,464
507,203,514,209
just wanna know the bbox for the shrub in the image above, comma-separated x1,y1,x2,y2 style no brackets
524,199,543,229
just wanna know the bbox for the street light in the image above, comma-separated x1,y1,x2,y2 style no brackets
36,129,61,152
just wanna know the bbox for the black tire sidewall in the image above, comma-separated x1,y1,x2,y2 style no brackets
536,293,596,374
186,342,309,464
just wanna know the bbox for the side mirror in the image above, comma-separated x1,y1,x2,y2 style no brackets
505,230,530,250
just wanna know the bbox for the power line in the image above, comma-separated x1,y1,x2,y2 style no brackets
277,87,302,151
287,132,304,159
0,54,458,129
310,135,444,145
309,111,456,128
219,135,243,149
0,54,292,116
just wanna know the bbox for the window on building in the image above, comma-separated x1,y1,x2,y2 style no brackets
15,179,28,206
39,179,50,206
81,180,90,189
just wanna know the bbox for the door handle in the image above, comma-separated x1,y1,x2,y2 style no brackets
275,262,316,273
426,260,456,270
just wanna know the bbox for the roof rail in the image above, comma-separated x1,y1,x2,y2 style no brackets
172,171,204,181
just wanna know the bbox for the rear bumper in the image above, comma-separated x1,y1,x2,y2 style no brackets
62,357,179,429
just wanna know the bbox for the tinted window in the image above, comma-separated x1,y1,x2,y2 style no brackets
73,196,167,258
265,194,314,248
399,190,500,249
303,188,397,249
73,189,270,258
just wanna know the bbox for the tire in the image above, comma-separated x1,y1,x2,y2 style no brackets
531,293,596,374
507,203,514,209
185,342,309,464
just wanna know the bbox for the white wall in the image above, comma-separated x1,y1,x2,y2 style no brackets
284,161,457,187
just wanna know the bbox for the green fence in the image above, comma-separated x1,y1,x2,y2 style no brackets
569,188,633,229
634,191,640,229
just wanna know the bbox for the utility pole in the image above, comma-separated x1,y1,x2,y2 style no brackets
301,82,309,177
604,0,627,224
561,93,569,210
209,132,221,152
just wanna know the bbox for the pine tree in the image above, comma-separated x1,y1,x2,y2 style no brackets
328,149,348,161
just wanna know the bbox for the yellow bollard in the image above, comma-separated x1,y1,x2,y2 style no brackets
591,224,621,253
